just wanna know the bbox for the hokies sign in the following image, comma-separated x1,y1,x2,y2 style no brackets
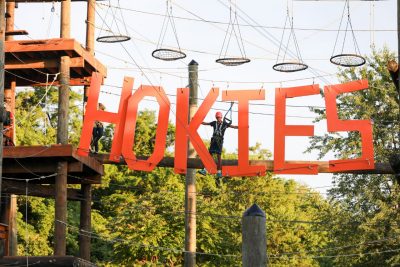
77,73,374,176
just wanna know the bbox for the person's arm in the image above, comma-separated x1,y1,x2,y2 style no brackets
202,122,212,126
229,124,238,129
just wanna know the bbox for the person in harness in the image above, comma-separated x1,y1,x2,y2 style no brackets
90,103,106,154
2,99,14,147
198,110,238,183
3,110,14,146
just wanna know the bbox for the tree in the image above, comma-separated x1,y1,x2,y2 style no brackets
90,111,333,266
307,47,400,266
14,86,89,256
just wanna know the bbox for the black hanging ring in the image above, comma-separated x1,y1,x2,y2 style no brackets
273,62,308,73
330,54,366,67
152,48,187,61
216,57,250,66
96,35,131,43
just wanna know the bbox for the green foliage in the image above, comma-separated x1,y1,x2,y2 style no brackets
91,165,332,266
15,86,82,146
14,86,84,255
90,122,332,266
307,47,400,266
14,88,334,266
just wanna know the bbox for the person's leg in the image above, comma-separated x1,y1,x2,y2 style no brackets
198,151,213,175
217,154,222,171
93,136,100,153
90,127,97,152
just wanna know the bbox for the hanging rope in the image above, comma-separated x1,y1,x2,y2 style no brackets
273,5,308,73
223,101,234,125
330,0,365,67
216,0,250,66
96,0,131,43
152,0,186,61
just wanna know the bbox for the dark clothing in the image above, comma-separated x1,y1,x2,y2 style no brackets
4,111,11,126
3,111,14,146
90,121,104,153
208,120,231,155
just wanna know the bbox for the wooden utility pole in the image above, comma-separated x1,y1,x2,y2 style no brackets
391,0,400,183
242,204,267,267
79,184,91,260
4,2,17,256
78,0,96,261
86,0,95,55
55,0,71,256
0,0,5,219
84,0,95,102
184,60,198,267
398,0,400,103
0,0,5,258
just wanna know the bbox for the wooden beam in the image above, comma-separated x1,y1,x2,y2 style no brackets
8,76,93,87
5,57,84,70
72,40,107,77
73,150,104,175
92,153,395,175
0,256,97,267
3,145,73,158
2,146,103,184
5,38,107,77
2,180,82,200
5,30,27,36
5,38,76,53
3,160,83,174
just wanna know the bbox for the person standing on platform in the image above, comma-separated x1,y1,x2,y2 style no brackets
198,111,238,186
90,103,106,154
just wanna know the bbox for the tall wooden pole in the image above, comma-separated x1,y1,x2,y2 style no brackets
86,0,95,55
184,60,198,267
79,184,91,260
397,0,400,135
398,0,400,104
78,0,96,260
0,0,5,258
0,0,5,221
242,204,267,267
4,2,17,256
5,2,13,42
84,0,95,103
391,0,400,183
55,0,71,256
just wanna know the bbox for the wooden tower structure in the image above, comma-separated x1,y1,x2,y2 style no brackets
0,0,106,265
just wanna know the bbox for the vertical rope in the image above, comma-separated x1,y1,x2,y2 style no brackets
25,179,29,267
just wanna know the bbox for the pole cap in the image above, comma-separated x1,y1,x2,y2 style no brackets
189,60,198,66
243,203,265,218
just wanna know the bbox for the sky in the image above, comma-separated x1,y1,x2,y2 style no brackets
10,0,398,193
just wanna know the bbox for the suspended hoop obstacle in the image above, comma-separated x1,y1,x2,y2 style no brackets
96,35,131,43
330,54,365,68
330,0,365,67
215,57,250,67
152,48,186,61
273,8,307,73
96,0,131,44
272,62,308,73
152,0,186,61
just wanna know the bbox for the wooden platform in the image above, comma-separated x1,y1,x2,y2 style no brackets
5,38,107,87
0,256,97,267
3,145,103,184
93,153,395,175
5,30,28,37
